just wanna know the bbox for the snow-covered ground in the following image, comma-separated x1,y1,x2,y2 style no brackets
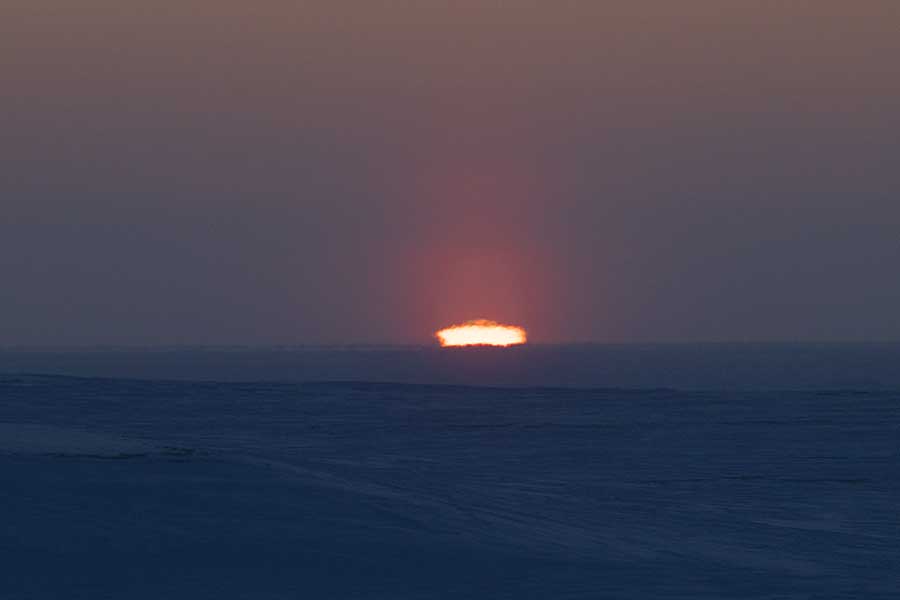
1,374,898,598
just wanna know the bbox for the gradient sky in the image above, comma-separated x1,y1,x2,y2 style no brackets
2,1,899,345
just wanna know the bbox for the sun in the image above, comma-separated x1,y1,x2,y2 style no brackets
435,319,527,347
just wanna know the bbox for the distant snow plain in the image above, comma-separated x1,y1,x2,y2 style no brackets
1,345,898,598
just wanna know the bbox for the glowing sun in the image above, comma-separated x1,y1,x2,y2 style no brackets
435,319,527,347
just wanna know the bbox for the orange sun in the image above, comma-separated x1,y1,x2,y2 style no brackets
435,319,527,347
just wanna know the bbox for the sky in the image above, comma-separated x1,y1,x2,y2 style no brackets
2,1,899,345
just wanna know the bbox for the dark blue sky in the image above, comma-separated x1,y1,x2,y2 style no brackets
2,1,899,345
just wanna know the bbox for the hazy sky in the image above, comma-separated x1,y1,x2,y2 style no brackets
2,1,899,345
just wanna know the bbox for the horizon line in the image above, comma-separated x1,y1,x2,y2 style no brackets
3,340,900,352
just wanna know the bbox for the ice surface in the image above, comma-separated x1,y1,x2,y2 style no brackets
0,374,898,599
0,423,155,457
3,342,900,389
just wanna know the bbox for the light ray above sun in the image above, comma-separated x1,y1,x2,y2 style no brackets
435,319,527,347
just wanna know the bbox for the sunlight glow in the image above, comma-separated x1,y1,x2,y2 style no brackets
435,319,527,347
